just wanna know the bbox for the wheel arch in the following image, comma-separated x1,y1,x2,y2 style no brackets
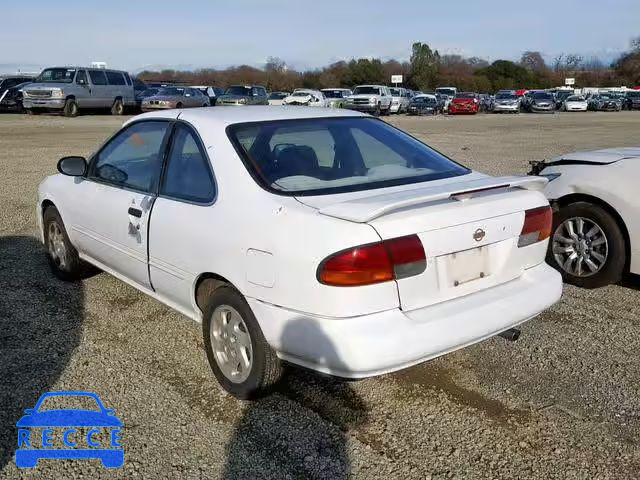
193,272,239,316
553,193,631,271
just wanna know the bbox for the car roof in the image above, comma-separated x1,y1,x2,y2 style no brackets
127,106,366,129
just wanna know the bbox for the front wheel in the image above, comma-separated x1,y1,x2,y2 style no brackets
43,206,93,281
203,287,282,399
63,99,78,117
547,202,626,288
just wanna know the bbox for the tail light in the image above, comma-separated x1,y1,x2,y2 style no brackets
318,234,426,287
518,206,552,247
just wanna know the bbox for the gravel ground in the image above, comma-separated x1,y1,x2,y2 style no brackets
0,111,639,479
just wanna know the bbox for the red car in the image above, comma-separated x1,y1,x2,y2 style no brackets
448,92,480,114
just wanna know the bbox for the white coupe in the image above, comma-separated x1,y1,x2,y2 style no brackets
531,147,640,288
37,107,561,398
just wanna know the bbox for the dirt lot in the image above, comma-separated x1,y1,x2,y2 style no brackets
1,112,639,479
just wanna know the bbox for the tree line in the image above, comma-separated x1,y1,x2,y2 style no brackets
138,39,640,92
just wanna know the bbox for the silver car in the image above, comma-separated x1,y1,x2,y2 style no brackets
22,67,135,117
140,87,210,112
492,92,520,113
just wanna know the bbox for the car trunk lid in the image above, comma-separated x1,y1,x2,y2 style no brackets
299,176,550,311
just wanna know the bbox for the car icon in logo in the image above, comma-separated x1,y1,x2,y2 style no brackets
15,391,123,468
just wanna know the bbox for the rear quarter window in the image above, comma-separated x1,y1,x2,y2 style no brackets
105,71,126,85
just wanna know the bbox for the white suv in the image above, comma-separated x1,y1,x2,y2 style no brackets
346,85,392,115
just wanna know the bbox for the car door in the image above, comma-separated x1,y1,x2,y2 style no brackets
148,122,216,314
74,69,91,108
69,120,171,289
87,70,109,107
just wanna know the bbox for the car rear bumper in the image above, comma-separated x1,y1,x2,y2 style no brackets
250,262,562,379
23,98,65,110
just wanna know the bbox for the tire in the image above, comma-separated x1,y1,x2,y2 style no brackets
176,102,183,109
547,201,626,288
63,98,78,117
373,103,381,116
203,286,282,399
43,206,92,281
111,98,124,115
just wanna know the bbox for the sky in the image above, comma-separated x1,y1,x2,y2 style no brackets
2,0,639,74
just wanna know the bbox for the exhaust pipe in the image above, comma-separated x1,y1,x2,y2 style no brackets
498,328,521,342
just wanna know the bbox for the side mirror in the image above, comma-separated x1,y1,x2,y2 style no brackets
57,156,87,177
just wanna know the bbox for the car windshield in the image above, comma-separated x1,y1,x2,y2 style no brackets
627,91,640,98
495,93,517,100
532,92,553,100
228,117,469,196
566,96,585,102
323,90,346,98
292,91,312,97
140,88,159,97
269,92,287,99
36,68,76,83
412,97,436,104
37,395,101,412
435,88,456,96
353,86,380,95
455,93,475,99
159,87,184,96
226,86,252,96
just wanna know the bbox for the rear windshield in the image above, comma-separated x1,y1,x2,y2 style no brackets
455,93,475,98
353,86,380,95
36,68,76,83
227,117,469,196
495,93,517,100
225,86,252,96
532,92,553,100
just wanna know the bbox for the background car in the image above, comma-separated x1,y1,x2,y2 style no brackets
406,94,438,115
192,86,225,106
217,85,269,106
562,95,588,112
530,147,640,288
267,91,290,106
448,92,479,114
0,75,35,98
282,89,326,107
346,85,393,115
141,86,210,111
0,81,30,112
527,91,555,113
623,90,640,110
321,88,352,108
389,87,410,114
134,87,160,110
492,92,520,113
588,94,622,111
554,90,573,110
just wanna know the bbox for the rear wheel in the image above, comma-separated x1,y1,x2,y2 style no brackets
203,287,282,399
111,98,124,115
63,99,78,117
547,201,626,288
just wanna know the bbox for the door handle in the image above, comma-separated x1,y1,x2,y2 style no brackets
128,207,142,218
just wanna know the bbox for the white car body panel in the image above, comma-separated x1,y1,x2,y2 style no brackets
564,100,588,111
539,148,640,274
282,90,326,107
37,106,562,378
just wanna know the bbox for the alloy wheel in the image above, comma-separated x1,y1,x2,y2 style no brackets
210,305,253,383
552,216,608,277
48,221,68,269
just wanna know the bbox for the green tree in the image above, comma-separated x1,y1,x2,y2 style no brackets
476,60,532,90
408,42,440,90
343,59,385,85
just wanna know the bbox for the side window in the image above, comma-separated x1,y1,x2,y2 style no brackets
161,125,215,203
75,70,88,85
88,70,107,86
258,87,266,97
92,121,169,192
123,73,132,85
106,71,126,85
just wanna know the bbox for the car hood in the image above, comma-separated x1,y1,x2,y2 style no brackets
16,410,123,427
551,147,640,164
22,83,64,91
145,95,182,101
451,98,475,103
219,95,251,101
284,94,313,103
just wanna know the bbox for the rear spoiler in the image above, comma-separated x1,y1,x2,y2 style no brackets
319,176,548,223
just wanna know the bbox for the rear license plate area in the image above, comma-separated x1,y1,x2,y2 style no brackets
446,246,491,287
